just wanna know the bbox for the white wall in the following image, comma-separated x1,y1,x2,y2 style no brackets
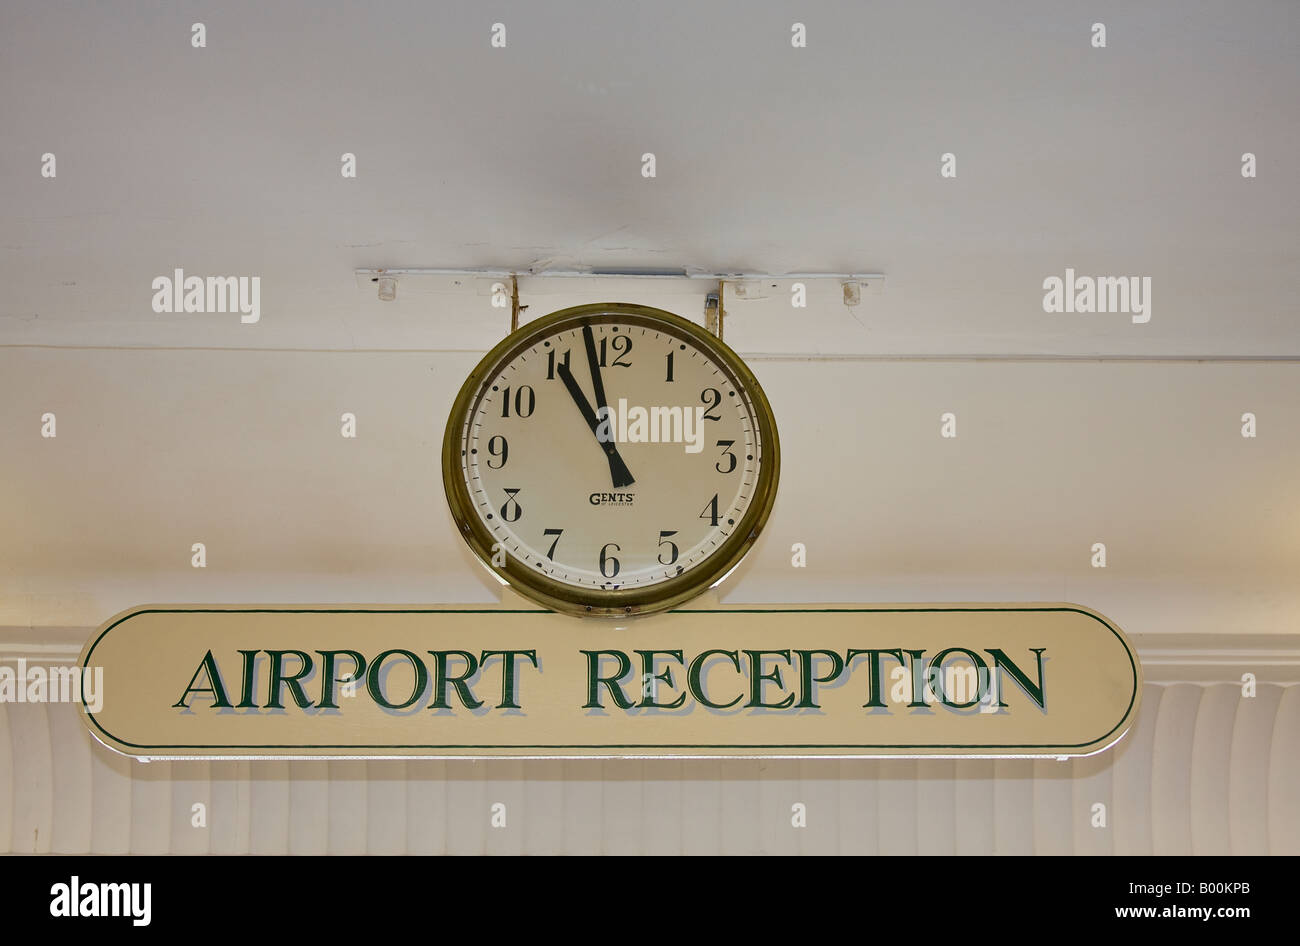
1,679,1296,854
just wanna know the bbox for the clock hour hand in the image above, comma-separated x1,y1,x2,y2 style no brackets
556,360,635,489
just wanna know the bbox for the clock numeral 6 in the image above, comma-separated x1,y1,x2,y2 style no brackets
657,530,679,566
487,435,509,469
701,388,722,421
599,542,621,578
499,385,536,418
715,439,736,473
500,488,523,522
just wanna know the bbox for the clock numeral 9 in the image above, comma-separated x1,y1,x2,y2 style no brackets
598,335,633,368
701,388,722,421
715,440,736,473
599,542,621,578
699,494,720,527
500,488,523,522
486,435,509,469
658,530,679,566
499,385,536,418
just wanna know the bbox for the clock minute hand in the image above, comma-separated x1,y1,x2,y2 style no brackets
555,360,636,489
582,324,612,417
580,324,636,489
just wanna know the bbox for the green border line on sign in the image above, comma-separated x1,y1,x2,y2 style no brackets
80,606,1140,752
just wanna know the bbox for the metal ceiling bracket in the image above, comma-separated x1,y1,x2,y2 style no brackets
354,268,884,341
717,280,726,341
510,274,526,333
704,288,721,340
355,267,885,285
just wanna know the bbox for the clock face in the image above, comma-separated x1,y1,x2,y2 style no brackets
443,303,780,616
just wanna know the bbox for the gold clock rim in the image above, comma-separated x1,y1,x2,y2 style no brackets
441,302,781,618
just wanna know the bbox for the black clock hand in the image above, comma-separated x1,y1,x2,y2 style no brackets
578,323,636,487
556,360,635,488
582,324,612,418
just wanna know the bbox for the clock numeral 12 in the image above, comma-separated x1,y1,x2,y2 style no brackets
598,335,633,368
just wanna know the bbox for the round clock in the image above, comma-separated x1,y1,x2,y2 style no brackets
442,302,780,617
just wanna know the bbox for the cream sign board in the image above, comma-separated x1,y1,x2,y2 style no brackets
78,603,1141,760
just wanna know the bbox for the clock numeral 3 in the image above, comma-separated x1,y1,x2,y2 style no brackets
715,439,736,473
500,488,523,522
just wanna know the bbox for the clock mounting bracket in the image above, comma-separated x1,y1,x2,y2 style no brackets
356,267,884,340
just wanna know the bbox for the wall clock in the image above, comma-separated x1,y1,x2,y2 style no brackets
442,302,780,617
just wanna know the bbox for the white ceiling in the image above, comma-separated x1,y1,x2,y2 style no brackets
2,0,1297,353
2,2,1298,633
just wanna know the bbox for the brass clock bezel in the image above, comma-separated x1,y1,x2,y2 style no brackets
441,302,781,618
